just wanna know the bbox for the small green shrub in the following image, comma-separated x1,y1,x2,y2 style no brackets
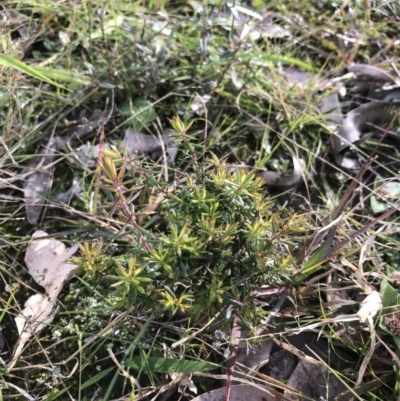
84,117,308,323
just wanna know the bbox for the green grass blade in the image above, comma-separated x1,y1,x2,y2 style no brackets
0,54,67,89
80,366,115,390
292,231,334,284
103,314,155,401
43,387,70,401
127,357,219,373
34,66,91,85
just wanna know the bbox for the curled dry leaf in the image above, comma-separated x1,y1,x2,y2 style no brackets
22,138,56,225
122,127,174,155
356,290,382,324
24,230,78,299
319,91,361,170
333,100,400,154
122,127,177,164
260,156,304,187
348,64,398,85
190,94,212,116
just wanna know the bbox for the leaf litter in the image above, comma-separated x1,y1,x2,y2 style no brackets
4,0,400,399
8,231,79,371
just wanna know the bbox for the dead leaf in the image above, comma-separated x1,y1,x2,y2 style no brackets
348,64,398,85
319,91,362,170
51,177,82,204
75,142,110,168
8,231,79,371
356,290,382,323
333,101,400,154
258,24,291,39
281,68,333,90
234,336,273,379
262,349,297,381
320,91,343,126
58,108,114,146
164,344,198,394
14,294,56,337
260,156,304,187
122,127,176,162
191,384,281,401
371,178,400,214
191,94,212,116
235,341,272,374
24,230,78,299
210,5,290,42
22,138,56,225
9,293,57,371
284,360,348,401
